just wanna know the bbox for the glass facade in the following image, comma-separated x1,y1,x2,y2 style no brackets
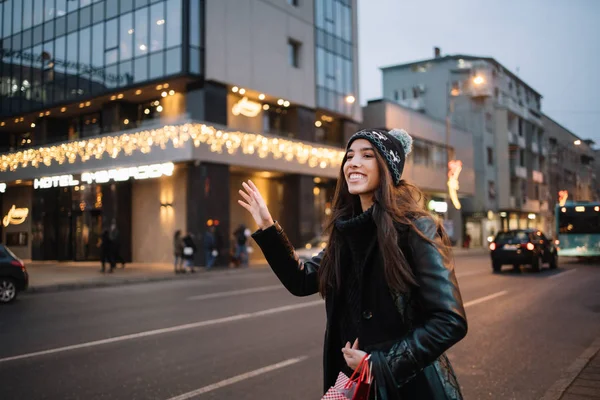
315,0,354,115
0,0,203,117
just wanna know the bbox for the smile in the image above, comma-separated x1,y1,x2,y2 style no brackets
348,173,366,182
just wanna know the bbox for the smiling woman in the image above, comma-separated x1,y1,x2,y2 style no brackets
238,128,467,399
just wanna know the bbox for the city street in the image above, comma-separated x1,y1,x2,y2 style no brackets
1,253,599,399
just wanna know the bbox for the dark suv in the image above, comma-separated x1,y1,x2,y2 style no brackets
489,229,558,273
0,244,28,303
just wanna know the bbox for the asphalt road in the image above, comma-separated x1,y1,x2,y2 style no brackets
1,253,599,399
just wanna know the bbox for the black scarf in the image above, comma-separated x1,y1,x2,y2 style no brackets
334,206,377,365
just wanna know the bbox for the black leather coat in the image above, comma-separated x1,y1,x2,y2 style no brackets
251,217,467,399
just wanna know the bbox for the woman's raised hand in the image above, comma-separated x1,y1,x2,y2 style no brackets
238,180,274,230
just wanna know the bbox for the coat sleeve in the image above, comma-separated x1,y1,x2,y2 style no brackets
251,222,322,297
374,216,468,385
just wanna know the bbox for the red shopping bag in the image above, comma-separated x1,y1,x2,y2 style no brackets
321,355,373,400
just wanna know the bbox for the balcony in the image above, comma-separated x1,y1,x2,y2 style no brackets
508,131,517,144
531,142,539,154
511,165,528,179
398,98,425,111
532,170,544,183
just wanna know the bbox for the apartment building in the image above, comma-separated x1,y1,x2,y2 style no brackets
380,49,548,246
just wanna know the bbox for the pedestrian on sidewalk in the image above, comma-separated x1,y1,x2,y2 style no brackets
99,229,113,273
238,128,468,399
173,230,184,274
203,226,218,269
233,224,250,268
182,232,197,273
109,220,126,269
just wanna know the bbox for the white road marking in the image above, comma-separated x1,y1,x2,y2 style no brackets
187,285,283,301
0,300,323,364
456,270,487,278
165,356,309,400
463,291,508,308
548,268,577,279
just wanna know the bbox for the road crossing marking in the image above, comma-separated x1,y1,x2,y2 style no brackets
187,285,283,301
165,356,310,400
548,268,577,280
0,300,323,364
463,291,508,308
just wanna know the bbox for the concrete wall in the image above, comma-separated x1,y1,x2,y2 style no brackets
205,0,316,109
1,185,33,260
131,166,187,264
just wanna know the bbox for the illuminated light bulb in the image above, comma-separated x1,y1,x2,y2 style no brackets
156,105,163,112
31,123,36,128
163,83,169,89
110,95,116,100
144,109,150,115
239,88,246,95
169,90,175,96
85,101,91,106
45,111,50,116
258,94,265,100
232,86,239,93
128,29,134,34
39,112,44,117
283,101,290,107
161,92,167,97
117,93,124,99
61,107,67,112
135,89,142,95
124,119,129,125
156,19,165,25
277,99,284,105
315,121,322,127
263,104,270,110
139,44,147,51
345,95,356,104
156,85,163,91
79,103,84,108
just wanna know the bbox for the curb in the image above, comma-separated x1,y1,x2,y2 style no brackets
540,337,600,400
23,267,268,296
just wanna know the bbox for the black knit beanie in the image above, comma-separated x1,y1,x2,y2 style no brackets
346,128,414,186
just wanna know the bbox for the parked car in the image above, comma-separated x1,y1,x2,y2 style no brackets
295,235,328,262
488,229,558,273
0,244,28,303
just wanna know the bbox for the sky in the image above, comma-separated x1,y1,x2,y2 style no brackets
357,0,600,147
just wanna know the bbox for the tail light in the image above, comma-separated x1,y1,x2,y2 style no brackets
489,243,496,251
554,239,560,245
10,260,25,271
526,243,535,251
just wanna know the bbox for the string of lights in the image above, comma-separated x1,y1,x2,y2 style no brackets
0,123,346,173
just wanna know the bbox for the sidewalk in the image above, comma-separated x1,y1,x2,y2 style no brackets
542,337,600,400
22,260,268,294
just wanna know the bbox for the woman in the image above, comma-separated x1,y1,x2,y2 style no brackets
238,128,467,399
173,230,184,274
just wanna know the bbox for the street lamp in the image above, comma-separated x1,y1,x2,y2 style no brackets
445,75,486,210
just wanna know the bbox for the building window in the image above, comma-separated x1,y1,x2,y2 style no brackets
402,89,406,100
287,0,299,6
487,147,494,165
288,39,301,68
488,181,496,200
393,90,399,101
520,149,525,167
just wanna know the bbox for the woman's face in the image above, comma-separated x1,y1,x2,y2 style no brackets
343,139,380,197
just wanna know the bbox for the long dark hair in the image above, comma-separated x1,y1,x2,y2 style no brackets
318,149,451,297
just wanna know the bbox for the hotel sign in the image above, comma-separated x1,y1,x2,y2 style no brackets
34,175,80,189
30,163,175,189
81,163,175,184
